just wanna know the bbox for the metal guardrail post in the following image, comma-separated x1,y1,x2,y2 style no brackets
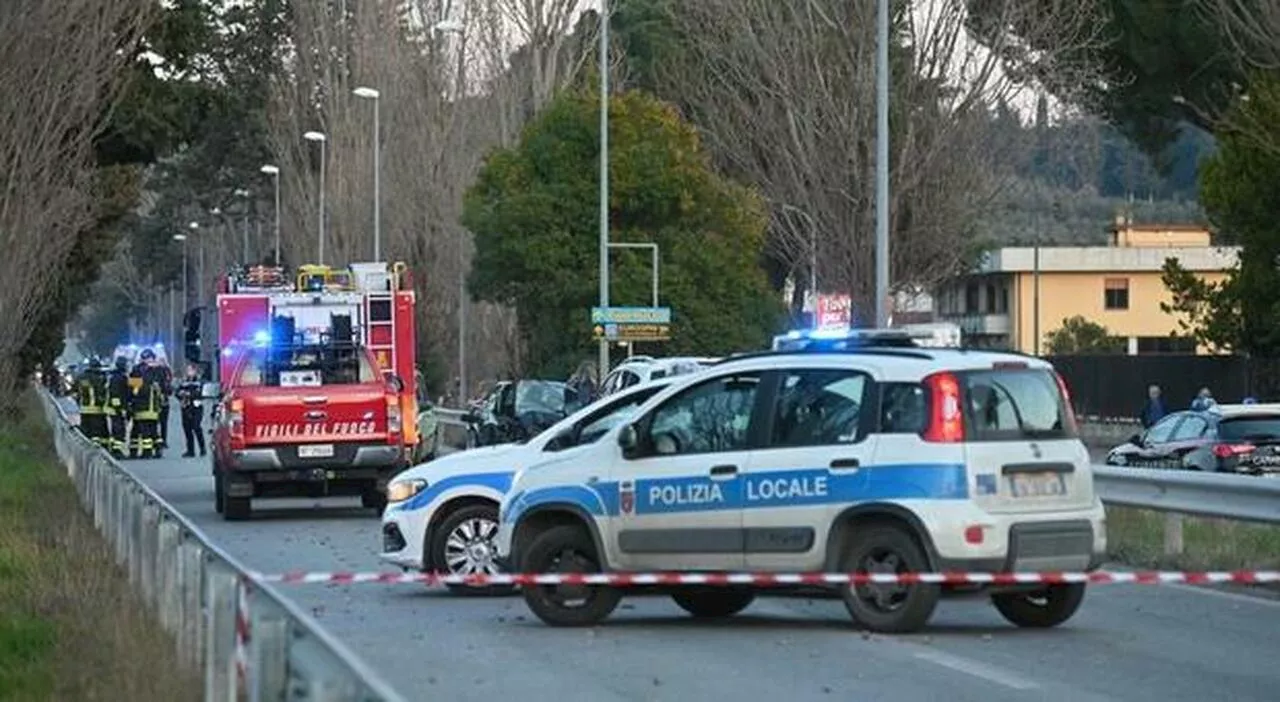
1164,513,1185,557
140,501,161,604
157,518,182,636
179,537,207,668
287,637,360,702
128,486,145,588
250,599,290,702
205,563,239,702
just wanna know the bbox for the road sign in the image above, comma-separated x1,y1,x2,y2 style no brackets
591,323,672,342
591,306,671,325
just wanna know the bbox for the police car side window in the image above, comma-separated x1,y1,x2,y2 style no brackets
768,370,867,447
646,374,761,455
879,382,926,433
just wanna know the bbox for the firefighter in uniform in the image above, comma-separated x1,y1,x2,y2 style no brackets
175,363,206,457
105,357,131,458
75,357,110,447
128,350,163,458
149,352,174,449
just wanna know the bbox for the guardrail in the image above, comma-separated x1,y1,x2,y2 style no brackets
37,392,407,702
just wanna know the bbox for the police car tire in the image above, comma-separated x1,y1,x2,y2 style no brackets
431,504,514,596
520,525,621,627
990,583,1086,629
671,589,755,618
838,525,940,634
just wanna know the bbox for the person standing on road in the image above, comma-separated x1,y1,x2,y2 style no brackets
1190,387,1215,412
152,354,174,450
175,363,206,458
105,356,131,458
1140,384,1166,428
75,357,110,448
128,360,163,459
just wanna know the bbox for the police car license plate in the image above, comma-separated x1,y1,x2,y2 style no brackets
1009,472,1066,498
298,444,334,458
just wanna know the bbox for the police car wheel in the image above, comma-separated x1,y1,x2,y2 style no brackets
520,525,621,627
839,525,939,634
432,504,514,596
671,589,755,618
991,583,1086,628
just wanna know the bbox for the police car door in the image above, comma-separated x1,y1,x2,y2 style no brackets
742,364,879,572
610,371,766,572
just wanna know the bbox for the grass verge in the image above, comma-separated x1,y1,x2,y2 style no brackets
1106,505,1280,571
0,393,201,701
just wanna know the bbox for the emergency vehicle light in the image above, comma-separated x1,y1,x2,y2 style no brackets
253,330,271,345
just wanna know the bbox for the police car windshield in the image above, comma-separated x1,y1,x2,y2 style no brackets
237,346,377,387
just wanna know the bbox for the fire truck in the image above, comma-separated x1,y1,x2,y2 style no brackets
210,261,419,520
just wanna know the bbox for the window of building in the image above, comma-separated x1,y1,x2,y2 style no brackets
1104,278,1129,310
985,284,997,313
965,284,979,313
1136,336,1197,355
998,286,1009,314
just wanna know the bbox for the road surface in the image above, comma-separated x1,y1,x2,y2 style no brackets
123,419,1278,702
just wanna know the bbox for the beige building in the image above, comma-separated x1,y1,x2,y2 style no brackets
934,222,1239,354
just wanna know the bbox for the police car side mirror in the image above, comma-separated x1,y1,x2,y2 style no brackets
617,423,639,458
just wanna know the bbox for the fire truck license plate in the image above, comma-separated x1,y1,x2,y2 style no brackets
298,444,334,458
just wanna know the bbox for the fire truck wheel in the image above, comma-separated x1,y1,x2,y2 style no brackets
214,474,225,514
222,478,251,521
362,488,388,513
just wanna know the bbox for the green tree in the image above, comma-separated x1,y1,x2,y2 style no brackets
1044,316,1125,355
965,0,1239,160
463,88,784,375
1162,72,1280,356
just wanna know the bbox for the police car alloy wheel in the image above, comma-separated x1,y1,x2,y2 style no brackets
431,504,513,595
838,524,940,634
670,588,755,618
519,525,621,627
991,583,1087,628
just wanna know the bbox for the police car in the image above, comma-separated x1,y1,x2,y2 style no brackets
379,376,684,590
598,356,718,397
496,337,1106,632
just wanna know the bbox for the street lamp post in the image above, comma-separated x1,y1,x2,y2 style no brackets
874,0,891,327
188,222,204,309
173,233,188,311
234,188,251,261
433,18,466,402
353,87,381,262
303,131,328,265
260,164,281,264
598,0,611,376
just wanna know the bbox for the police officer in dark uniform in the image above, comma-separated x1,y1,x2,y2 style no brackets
175,363,206,457
105,356,131,458
75,357,110,447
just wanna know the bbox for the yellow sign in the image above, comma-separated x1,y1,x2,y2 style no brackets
592,323,671,342
375,350,391,369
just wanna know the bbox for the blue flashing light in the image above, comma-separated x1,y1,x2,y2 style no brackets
222,348,235,358
808,327,852,340
252,330,271,345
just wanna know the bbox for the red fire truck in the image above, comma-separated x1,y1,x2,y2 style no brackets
210,261,419,520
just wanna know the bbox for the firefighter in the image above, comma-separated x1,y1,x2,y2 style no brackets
148,350,174,449
105,356,131,458
128,351,163,459
75,357,110,447
175,363,206,457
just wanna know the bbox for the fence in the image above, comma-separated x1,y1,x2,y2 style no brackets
1047,354,1280,418
37,392,407,702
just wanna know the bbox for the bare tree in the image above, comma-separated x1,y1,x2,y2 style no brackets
0,0,151,396
1198,0,1280,156
652,0,1105,314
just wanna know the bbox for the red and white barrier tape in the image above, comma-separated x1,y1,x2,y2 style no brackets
250,569,1280,587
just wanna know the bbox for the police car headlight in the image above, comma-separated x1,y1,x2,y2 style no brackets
386,478,427,503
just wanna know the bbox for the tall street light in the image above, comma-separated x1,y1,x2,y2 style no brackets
304,131,328,265
260,164,281,265
874,0,890,327
433,18,466,402
353,87,382,262
598,1,611,377
188,221,205,309
173,233,188,312
234,188,251,261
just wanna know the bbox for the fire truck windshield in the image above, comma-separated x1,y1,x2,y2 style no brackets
235,345,378,387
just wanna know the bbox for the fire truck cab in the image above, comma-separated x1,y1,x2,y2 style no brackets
210,261,419,520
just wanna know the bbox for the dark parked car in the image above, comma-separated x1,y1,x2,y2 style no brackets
463,380,583,448
1105,404,1280,475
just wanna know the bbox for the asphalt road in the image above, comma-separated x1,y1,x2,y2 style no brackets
123,420,1277,702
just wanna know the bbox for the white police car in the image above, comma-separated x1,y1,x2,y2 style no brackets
496,343,1106,632
379,376,681,590
598,355,718,397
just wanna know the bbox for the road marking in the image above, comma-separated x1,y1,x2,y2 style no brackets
911,649,1040,690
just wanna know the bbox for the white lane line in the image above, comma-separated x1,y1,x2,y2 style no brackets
910,649,1040,690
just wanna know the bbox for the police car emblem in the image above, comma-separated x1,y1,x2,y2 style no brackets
619,481,635,514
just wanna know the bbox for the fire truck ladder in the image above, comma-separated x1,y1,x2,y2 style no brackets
364,290,396,373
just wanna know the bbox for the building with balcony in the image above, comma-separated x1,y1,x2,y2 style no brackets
934,221,1239,355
